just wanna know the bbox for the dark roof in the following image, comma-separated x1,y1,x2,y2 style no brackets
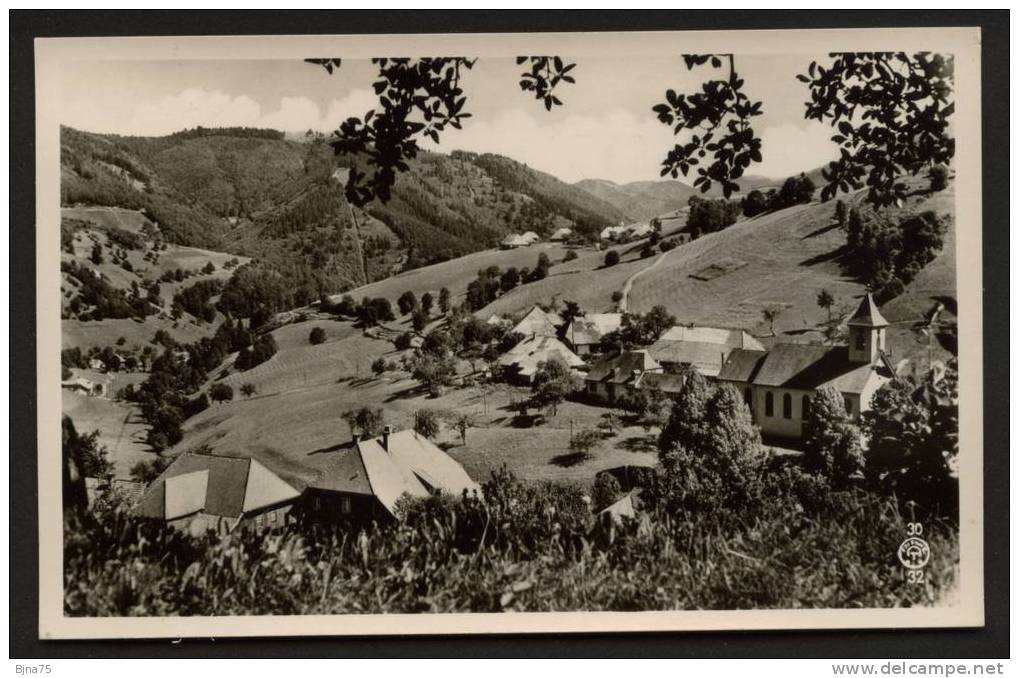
717,349,768,383
310,445,374,495
751,344,880,393
585,350,660,385
848,293,889,328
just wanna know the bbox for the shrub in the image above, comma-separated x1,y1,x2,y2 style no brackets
209,383,234,403
591,472,622,512
802,386,864,488
240,383,257,398
563,250,578,263
309,327,326,345
394,332,414,351
929,165,949,192
413,409,442,439
371,357,388,376
604,250,620,267
397,290,418,315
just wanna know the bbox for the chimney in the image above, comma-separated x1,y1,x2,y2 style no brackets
382,425,392,451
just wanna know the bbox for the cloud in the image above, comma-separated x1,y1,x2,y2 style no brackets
63,87,376,137
753,123,839,179
422,107,678,185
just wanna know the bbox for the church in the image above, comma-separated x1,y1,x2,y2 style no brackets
716,293,897,440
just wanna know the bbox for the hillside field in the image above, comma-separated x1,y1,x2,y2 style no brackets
161,317,656,489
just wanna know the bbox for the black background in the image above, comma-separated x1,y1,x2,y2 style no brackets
9,9,1010,659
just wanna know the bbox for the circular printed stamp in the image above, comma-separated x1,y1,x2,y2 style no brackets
897,536,931,570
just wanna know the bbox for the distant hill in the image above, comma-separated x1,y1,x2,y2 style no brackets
574,178,701,222
575,168,829,222
60,127,625,313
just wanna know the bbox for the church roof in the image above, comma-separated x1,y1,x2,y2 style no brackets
750,344,885,394
848,293,889,328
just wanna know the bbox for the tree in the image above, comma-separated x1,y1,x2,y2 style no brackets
411,309,428,333
309,326,327,345
834,199,847,230
604,250,620,267
563,249,578,262
929,165,949,192
640,243,656,258
63,416,114,482
742,189,769,217
454,413,473,445
420,292,434,316
761,305,782,337
802,386,864,488
397,290,418,315
209,383,234,403
861,360,959,516
846,207,865,250
532,252,551,280
531,354,580,417
129,454,172,485
371,357,388,376
410,350,457,396
559,300,583,326
342,406,386,438
90,243,104,265
413,409,442,439
569,429,602,459
611,290,623,306
202,261,216,274
394,332,414,351
591,472,622,512
816,289,835,323
500,267,520,292
438,287,451,315
240,382,257,398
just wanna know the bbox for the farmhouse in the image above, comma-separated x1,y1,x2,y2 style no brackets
633,370,686,396
564,313,622,356
135,453,301,535
498,334,585,384
717,293,896,440
520,231,540,244
500,234,530,249
509,305,560,338
304,427,480,523
584,350,662,404
549,227,572,242
648,325,764,377
61,369,112,398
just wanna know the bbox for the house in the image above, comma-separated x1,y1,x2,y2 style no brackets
509,305,560,338
500,234,529,249
599,225,629,241
627,222,654,238
584,350,662,404
135,453,301,535
716,293,896,440
520,231,540,244
564,313,622,356
88,357,105,371
549,227,572,242
61,369,112,398
304,427,480,523
648,325,765,377
498,334,585,383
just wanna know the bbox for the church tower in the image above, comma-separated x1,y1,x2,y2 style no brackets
847,292,889,364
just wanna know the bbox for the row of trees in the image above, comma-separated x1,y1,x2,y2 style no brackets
741,173,817,217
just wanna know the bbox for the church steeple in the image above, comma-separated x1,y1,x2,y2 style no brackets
847,292,888,364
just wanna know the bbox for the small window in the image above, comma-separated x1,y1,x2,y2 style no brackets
764,391,774,417
269,511,277,523
855,332,866,350
313,497,321,510
255,515,263,528
341,497,352,514
802,395,811,421
782,393,792,419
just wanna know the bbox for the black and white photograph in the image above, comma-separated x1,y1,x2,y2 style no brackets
31,24,986,639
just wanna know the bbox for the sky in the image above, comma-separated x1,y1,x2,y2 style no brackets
60,54,839,184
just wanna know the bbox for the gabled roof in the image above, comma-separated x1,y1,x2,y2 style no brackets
520,231,540,243
750,344,886,394
586,350,661,385
656,325,764,350
565,313,622,346
136,454,299,521
510,305,559,338
717,348,768,383
648,340,747,377
312,430,480,517
501,234,529,247
549,227,572,240
499,334,585,377
848,293,889,328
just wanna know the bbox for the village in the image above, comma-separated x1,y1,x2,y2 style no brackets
65,209,904,537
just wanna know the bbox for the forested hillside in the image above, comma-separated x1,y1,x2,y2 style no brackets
61,127,624,316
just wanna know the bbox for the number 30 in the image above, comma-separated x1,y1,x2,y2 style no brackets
907,522,924,536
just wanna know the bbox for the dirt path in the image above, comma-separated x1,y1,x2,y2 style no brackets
618,249,672,312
